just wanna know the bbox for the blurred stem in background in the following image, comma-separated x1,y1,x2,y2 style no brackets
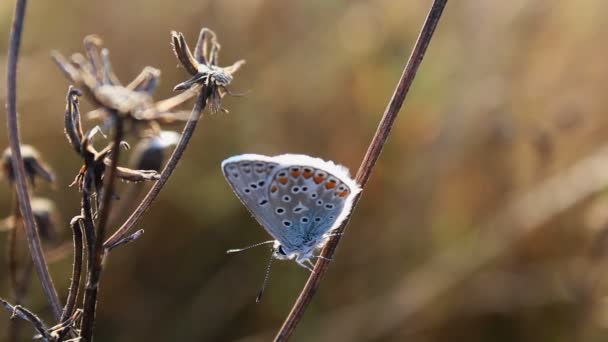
5,0,63,320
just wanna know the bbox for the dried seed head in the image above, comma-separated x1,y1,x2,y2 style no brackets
129,131,180,171
31,197,59,243
2,145,55,187
171,28,245,113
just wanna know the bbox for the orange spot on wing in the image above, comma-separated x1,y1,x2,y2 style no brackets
325,180,337,189
303,169,313,178
278,177,288,185
314,175,325,184
291,169,301,177
338,190,349,197
271,185,278,193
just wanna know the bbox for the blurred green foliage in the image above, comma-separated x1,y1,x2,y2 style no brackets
1,0,608,341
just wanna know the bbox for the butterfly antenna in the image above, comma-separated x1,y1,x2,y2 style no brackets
256,249,275,303
226,240,275,254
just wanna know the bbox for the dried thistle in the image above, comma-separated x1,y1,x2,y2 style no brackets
52,35,197,130
2,145,54,187
64,88,160,198
172,28,245,113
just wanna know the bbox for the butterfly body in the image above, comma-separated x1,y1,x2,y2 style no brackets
221,154,361,270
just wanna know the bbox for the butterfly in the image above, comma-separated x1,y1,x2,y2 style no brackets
221,154,361,272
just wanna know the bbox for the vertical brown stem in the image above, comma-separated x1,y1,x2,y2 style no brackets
7,190,19,302
7,190,21,342
80,118,124,342
5,0,62,319
274,0,449,340
61,216,84,322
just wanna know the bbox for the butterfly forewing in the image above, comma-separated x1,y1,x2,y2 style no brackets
221,156,291,244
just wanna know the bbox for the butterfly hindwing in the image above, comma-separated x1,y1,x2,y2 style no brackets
267,164,355,250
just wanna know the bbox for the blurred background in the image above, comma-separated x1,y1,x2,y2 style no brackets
1,0,608,341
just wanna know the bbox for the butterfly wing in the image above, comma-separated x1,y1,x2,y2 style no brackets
266,154,360,251
222,154,292,245
222,154,361,253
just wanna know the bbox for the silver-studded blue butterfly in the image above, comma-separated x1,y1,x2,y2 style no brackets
221,154,361,272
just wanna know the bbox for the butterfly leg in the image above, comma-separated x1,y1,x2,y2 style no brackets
313,255,332,261
297,259,315,273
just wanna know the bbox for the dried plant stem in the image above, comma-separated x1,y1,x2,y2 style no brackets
7,191,20,302
8,190,22,342
274,0,449,340
103,88,211,249
5,0,62,319
80,118,124,342
61,216,84,323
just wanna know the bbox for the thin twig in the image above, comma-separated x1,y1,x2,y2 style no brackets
61,216,84,322
7,193,20,342
80,117,124,342
103,88,211,248
7,190,19,303
273,0,449,340
5,0,62,319
0,297,51,340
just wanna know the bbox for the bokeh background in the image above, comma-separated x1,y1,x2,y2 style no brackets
1,0,608,341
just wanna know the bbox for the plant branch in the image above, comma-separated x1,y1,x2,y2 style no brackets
80,117,124,342
61,216,84,323
5,0,62,319
7,190,20,303
273,0,449,340
103,88,211,249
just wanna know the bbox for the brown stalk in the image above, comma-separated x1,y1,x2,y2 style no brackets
80,117,124,341
8,190,22,342
103,88,211,249
273,0,449,340
61,216,84,323
5,0,62,319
